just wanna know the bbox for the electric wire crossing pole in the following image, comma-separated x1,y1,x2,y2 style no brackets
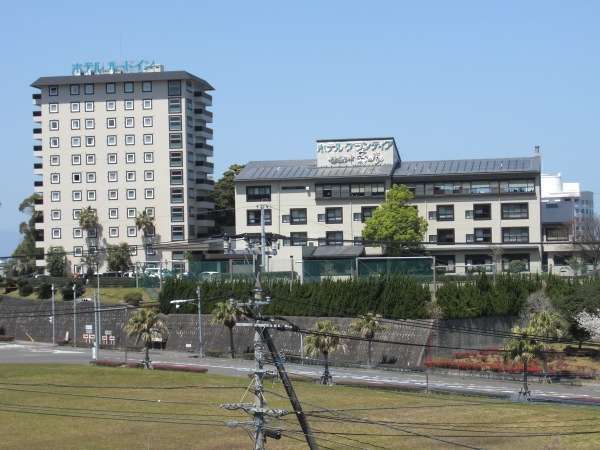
221,205,318,449
170,285,204,357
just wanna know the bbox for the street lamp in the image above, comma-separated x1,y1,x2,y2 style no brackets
170,285,203,357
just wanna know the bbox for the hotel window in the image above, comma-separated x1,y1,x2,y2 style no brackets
124,82,134,93
124,99,134,110
126,171,136,182
72,190,82,201
144,152,154,163
169,152,183,167
126,189,136,200
106,117,116,128
325,231,343,246
170,169,183,185
246,185,271,202
84,101,94,112
126,208,137,219
325,207,343,224
127,226,137,237
436,205,454,221
50,137,59,148
71,155,81,165
49,86,58,96
70,102,80,113
49,103,59,113
51,228,61,239
106,135,117,146
145,207,155,218
86,190,96,201
501,203,529,220
171,225,185,241
169,115,182,131
143,116,153,127
144,170,154,181
142,81,152,92
73,209,81,220
86,154,95,165
87,226,98,239
73,246,83,257
437,229,455,244
50,155,60,166
107,153,117,164
50,173,60,184
107,171,118,182
71,119,80,130
49,120,59,131
168,80,181,96
467,228,492,243
503,180,535,193
247,209,271,226
351,184,366,197
105,82,116,94
108,208,118,219
290,208,307,225
86,172,96,183
143,134,153,145
73,228,83,239
171,206,184,222
126,153,135,164
108,189,118,200
169,133,182,149
290,232,307,247
471,182,492,194
170,187,184,203
168,98,181,113
106,100,116,111
71,136,81,147
70,84,80,95
143,99,152,110
371,183,385,197
109,227,119,238
361,206,376,223
125,135,135,145
85,136,95,147
51,210,61,220
84,119,95,129
84,84,94,95
502,227,529,243
473,203,491,220
125,117,134,128
72,172,81,183
51,191,60,202
433,182,461,195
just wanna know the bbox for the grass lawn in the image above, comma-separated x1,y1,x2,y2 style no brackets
0,365,599,449
3,287,151,305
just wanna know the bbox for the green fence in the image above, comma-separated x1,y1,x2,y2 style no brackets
302,259,355,283
356,257,434,281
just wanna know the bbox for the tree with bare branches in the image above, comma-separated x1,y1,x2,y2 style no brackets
572,215,600,270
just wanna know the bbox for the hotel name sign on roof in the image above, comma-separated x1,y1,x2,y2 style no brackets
316,138,398,168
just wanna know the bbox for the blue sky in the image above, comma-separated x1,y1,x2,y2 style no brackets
1,1,599,255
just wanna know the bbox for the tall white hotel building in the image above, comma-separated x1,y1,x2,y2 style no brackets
31,67,214,274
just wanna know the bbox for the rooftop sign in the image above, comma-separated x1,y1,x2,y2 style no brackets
71,60,163,75
316,138,397,168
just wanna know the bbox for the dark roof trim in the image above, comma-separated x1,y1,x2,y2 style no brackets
31,70,214,90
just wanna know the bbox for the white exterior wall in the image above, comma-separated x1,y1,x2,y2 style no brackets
33,73,213,274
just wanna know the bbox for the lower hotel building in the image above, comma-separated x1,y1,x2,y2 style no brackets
234,138,543,275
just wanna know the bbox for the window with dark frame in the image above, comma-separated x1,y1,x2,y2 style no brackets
246,185,271,202
290,208,307,225
473,203,491,220
247,209,272,226
436,205,454,221
325,207,343,224
501,203,529,220
502,227,529,243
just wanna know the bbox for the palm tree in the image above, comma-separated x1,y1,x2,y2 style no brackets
527,311,564,377
125,309,168,369
211,302,243,358
350,313,387,368
135,211,155,267
503,326,543,399
304,320,346,385
79,206,99,274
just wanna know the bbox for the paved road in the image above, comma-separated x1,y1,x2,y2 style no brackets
2,341,599,405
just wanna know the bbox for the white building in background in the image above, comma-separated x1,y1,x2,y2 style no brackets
234,137,544,275
31,67,215,274
541,173,595,271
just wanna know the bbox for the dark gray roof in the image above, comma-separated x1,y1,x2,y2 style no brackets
393,156,540,177
303,245,365,259
31,70,213,90
236,159,393,181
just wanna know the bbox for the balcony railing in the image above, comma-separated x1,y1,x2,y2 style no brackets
195,143,213,151
195,179,215,186
34,163,43,169
33,128,42,134
34,197,43,205
195,195,213,202
33,111,42,117
195,161,214,169
34,180,43,187
412,186,535,198
32,93,41,100
33,145,42,151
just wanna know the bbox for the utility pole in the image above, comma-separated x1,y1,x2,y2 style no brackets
260,204,267,272
196,285,204,357
50,284,55,345
72,284,77,348
95,263,101,360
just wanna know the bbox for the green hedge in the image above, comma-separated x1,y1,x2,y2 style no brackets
159,276,432,319
436,274,542,319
